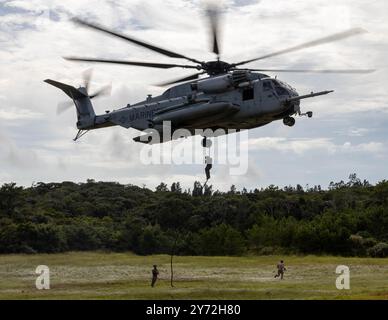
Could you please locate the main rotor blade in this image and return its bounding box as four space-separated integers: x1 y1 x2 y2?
206 4 221 57
64 57 201 70
72 18 203 65
233 28 367 67
155 72 205 87
89 84 112 99
238 68 375 74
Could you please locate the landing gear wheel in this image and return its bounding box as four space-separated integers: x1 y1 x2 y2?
202 137 212 148
283 117 296 127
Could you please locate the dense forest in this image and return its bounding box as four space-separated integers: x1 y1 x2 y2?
0 174 388 257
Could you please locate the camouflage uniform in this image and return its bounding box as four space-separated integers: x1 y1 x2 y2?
274 261 286 280
151 265 159 287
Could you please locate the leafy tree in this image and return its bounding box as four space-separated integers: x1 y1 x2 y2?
194 224 245 256
192 181 203 197
156 183 169 192
170 182 182 193
0 183 23 216
0 176 387 257
367 242 388 258
137 224 170 255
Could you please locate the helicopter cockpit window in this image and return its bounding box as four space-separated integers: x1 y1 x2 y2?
263 81 272 91
272 80 289 96
274 86 289 96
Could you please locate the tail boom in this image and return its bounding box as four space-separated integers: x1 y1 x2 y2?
45 79 96 130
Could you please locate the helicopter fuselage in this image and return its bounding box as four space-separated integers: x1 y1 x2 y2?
55 11 368 145
87 71 305 143
45 70 330 144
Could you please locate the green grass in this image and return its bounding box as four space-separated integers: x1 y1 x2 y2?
0 252 387 300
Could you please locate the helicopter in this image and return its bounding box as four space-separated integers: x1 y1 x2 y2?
45 5 373 149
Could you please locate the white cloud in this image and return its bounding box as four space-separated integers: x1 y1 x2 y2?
0 107 43 120
248 137 385 156
341 141 384 153
347 128 370 137
0 0 387 190
248 137 335 155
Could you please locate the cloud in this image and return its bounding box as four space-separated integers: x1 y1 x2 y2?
341 141 384 153
231 0 261 7
248 137 335 155
0 106 43 120
346 128 370 137
248 137 385 156
0 131 41 169
0 0 387 190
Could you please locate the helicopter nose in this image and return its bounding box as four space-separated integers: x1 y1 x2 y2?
289 88 298 97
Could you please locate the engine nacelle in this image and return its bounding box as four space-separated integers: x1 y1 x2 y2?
191 70 251 94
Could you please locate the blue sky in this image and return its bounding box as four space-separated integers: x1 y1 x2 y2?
0 0 387 191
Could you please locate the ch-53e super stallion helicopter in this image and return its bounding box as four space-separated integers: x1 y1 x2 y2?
45 5 373 179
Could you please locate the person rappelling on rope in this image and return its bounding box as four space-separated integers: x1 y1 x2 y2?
202 136 213 184
205 155 213 184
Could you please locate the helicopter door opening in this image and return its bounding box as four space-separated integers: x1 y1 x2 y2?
242 87 254 101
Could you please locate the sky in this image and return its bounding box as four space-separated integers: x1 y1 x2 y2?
0 0 387 191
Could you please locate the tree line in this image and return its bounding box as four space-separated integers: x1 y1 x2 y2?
0 174 387 257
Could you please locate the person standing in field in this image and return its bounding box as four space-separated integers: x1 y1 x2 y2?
151 265 159 287
274 260 286 279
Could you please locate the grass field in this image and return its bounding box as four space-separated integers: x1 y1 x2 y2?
0 252 387 300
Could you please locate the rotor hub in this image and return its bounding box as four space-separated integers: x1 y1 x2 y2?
202 60 232 76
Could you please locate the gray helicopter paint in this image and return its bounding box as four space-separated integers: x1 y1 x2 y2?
44 12 368 146
116 80 287 130
46 70 332 143
103 74 280 131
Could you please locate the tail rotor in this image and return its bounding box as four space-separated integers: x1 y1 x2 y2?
54 69 112 115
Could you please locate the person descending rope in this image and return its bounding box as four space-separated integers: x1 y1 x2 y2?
204 156 213 185
151 265 159 287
